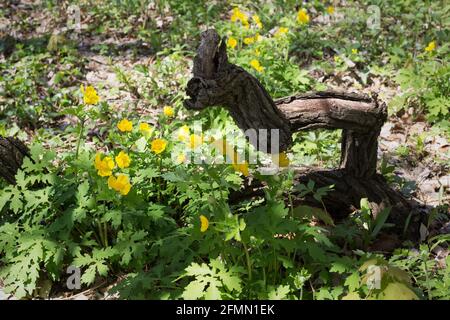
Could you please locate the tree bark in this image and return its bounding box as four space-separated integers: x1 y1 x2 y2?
184 29 417 232
0 137 29 184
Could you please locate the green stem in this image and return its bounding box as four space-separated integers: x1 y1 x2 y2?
75 118 85 160
242 241 252 281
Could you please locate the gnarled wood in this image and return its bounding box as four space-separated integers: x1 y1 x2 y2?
185 29 416 231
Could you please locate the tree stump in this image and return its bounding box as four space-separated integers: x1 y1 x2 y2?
0 137 29 185
184 29 417 232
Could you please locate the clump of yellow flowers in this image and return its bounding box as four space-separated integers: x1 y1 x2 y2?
425 41 436 52
80 85 100 105
250 59 264 72
297 8 310 24
231 7 249 29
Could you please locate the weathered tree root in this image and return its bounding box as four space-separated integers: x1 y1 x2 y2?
184 29 419 234
0 137 29 184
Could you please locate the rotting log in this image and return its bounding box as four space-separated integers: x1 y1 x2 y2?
184 29 418 233
0 137 29 184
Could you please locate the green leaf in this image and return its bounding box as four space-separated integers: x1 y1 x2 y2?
268 285 290 300
182 280 206 300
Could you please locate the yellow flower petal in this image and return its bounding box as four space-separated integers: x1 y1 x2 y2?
425 41 436 52
117 119 133 132
81 85 100 105
151 138 167 154
250 59 264 72
227 37 237 49
200 215 209 232
163 106 175 117
115 151 131 169
297 9 310 24
139 122 152 135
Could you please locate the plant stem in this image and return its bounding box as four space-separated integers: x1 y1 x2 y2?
242 241 252 281
75 118 85 160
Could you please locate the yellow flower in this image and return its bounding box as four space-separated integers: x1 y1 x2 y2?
189 134 203 149
163 106 175 117
115 151 131 169
94 153 115 177
80 85 100 105
250 59 264 72
297 9 310 24
200 215 209 232
231 7 248 25
274 27 289 37
352 48 358 54
244 36 255 45
151 138 167 154
252 14 262 29
117 119 133 132
425 41 436 52
227 37 237 49
108 174 131 196
327 6 335 15
272 152 290 167
139 122 153 135
232 162 250 177
177 125 190 142
176 153 187 164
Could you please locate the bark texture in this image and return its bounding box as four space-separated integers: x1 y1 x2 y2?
0 137 29 184
184 29 417 231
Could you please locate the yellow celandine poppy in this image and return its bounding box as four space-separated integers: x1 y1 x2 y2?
252 14 262 29
108 174 132 195
297 9 310 24
80 85 100 105
151 138 167 154
231 7 248 26
115 150 131 169
272 152 290 167
425 41 436 52
227 37 237 49
199 215 209 232
94 153 115 177
139 122 152 135
189 134 203 149
163 106 175 117
244 37 255 45
177 125 190 142
250 59 264 72
176 153 187 164
117 119 133 132
352 48 358 54
327 6 335 15
274 27 289 37
232 162 250 177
